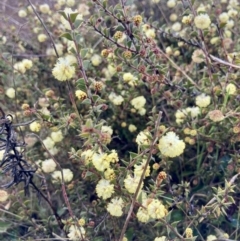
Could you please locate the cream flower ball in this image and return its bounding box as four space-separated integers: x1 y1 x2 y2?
219 12 229 24
39 4 50 14
195 93 211 107
43 137 55 149
91 54 102 66
107 197 124 217
124 175 143 193
154 237 167 241
18 9 27 18
226 83 237 95
22 59 33 70
68 225 85 240
194 14 211 29
131 96 146 110
158 132 185 157
41 159 57 173
38 34 47 42
51 130 63 143
96 179 114 199
192 49 205 63
52 57 75 81
172 22 182 32
136 131 151 146
29 121 41 132
167 0 176 8
0 190 9 202
5 88 15 99
52 168 73 183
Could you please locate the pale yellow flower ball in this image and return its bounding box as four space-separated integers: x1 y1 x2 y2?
226 83 236 95
210 37 220 45
194 14 211 29
91 54 102 66
197 4 206 13
170 13 178 22
174 50 180 56
92 153 110 171
167 0 176 8
229 0 239 8
51 130 63 143
224 29 232 38
75 90 87 100
101 126 113 136
138 107 146 116
182 15 192 24
5 88 15 99
124 175 143 193
52 169 73 183
30 121 41 132
123 73 136 82
81 149 94 165
41 159 57 173
134 160 150 177
154 237 167 241
136 207 150 223
192 49 205 63
43 137 55 149
18 9 27 18
158 131 185 158
109 92 124 105
27 5 36 13
14 62 26 74
228 8 238 18
207 235 217 241
0 190 9 202
186 106 200 118
195 93 211 107
165 46 173 55
136 131 151 145
147 199 167 219
39 4 50 14
128 124 137 132
131 96 146 110
219 12 229 23
226 19 234 29
113 95 124 105
96 179 114 199
145 28 156 39
172 22 182 32
38 34 47 43
52 57 75 81
22 59 33 70
107 197 124 216
78 218 85 226
68 225 85 240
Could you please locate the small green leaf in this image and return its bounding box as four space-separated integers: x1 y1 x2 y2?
60 32 73 41
81 98 91 105
0 221 11 233
76 78 87 92
70 12 79 23
83 60 90 70
58 11 67 20
80 48 89 58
